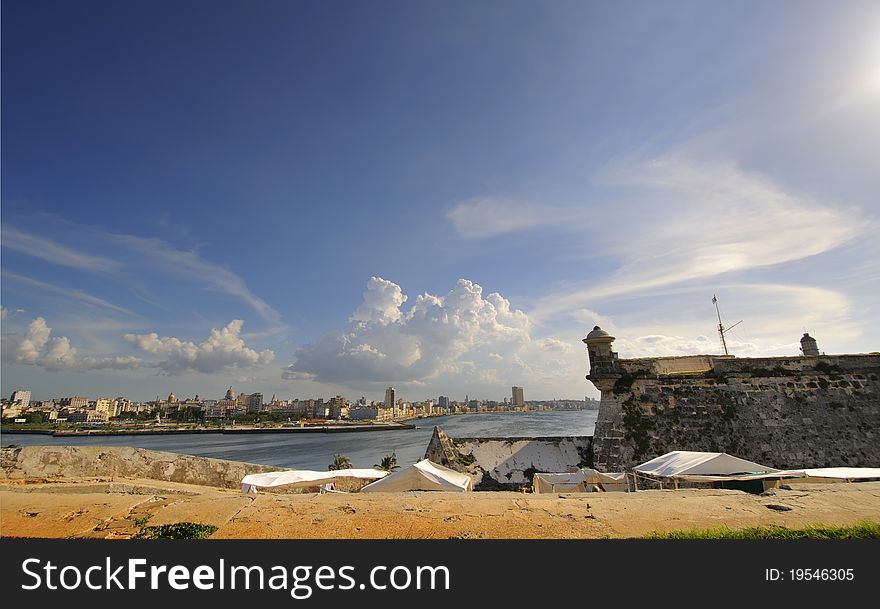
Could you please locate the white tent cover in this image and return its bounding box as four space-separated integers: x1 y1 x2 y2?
634 451 781 480
360 459 472 492
533 468 628 493
240 468 388 494
801 467 880 481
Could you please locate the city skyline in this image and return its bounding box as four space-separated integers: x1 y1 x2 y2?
3 381 592 407
3 1 879 402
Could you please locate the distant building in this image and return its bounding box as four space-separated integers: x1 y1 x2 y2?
438 395 449 409
246 393 263 413
385 387 396 416
511 386 524 408
328 395 347 419
10 390 31 410
94 398 115 417
60 396 89 410
349 406 378 421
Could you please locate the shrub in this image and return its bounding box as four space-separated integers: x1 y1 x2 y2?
134 522 218 540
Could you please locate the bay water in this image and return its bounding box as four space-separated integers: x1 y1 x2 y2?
2 410 597 471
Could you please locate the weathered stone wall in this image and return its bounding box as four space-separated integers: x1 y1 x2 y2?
591 354 880 471
424 427 593 490
0 445 278 489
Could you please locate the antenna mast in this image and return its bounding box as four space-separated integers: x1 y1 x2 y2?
713 294 742 356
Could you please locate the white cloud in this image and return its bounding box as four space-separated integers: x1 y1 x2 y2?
529 155 867 321
125 319 275 375
112 234 283 327
0 306 24 320
447 197 572 238
2 271 136 316
285 277 545 388
1 317 142 371
350 277 408 324
1 226 121 272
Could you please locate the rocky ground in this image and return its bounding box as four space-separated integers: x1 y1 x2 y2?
3 477 879 539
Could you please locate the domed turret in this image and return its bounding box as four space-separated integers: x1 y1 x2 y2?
167 392 178 403
225 387 235 400
800 333 820 356
583 326 619 376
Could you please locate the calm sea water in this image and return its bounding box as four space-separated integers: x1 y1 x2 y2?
1 411 597 471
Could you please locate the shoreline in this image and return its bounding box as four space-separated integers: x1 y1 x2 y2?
1 422 415 437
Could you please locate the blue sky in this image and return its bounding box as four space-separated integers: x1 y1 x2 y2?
2 0 879 402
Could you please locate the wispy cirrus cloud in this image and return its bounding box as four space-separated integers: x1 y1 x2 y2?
524 155 867 321
446 197 574 238
2 271 136 317
110 234 283 328
1 225 121 272
2 219 284 331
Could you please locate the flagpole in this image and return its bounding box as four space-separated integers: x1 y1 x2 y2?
713 294 729 356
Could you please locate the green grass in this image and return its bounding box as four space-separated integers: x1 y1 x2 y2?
133 522 218 540
644 520 880 540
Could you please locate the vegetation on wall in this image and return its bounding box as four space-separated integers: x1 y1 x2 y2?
621 398 654 460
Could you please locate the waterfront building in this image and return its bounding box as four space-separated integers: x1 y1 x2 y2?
385 387 396 416
10 390 31 409
349 406 378 421
328 395 347 419
511 386 524 408
60 396 89 410
246 392 263 413
94 398 115 417
114 397 132 413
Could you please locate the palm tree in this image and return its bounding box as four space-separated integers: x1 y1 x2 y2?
375 452 399 472
328 453 352 471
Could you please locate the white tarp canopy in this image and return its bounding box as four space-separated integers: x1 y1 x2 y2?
360 459 472 492
533 468 628 493
633 451 802 482
800 467 880 481
240 468 388 494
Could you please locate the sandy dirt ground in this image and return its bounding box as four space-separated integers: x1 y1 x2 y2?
2 478 878 539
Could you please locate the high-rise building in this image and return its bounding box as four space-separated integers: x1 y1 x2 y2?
94 398 115 417
385 387 395 412
329 395 347 419
10 390 31 409
512 386 524 408
438 395 449 409
246 393 263 412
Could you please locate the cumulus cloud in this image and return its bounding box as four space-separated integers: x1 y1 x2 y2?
0 306 25 320
350 277 408 324
1 317 142 371
125 319 275 375
284 277 560 390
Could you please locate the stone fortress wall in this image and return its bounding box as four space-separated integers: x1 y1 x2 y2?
584 326 880 472
0 445 277 489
